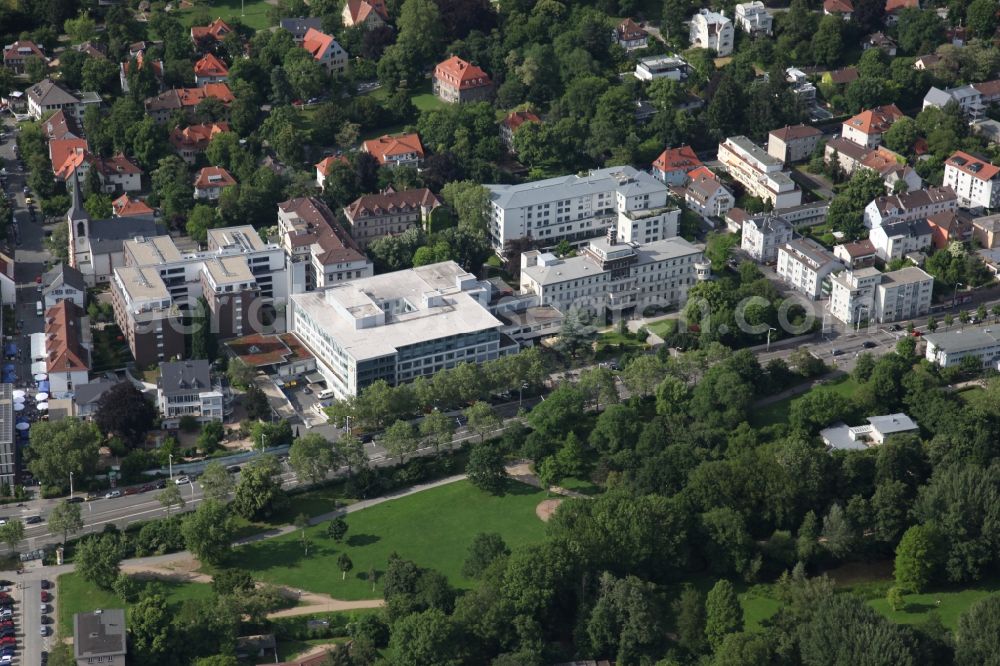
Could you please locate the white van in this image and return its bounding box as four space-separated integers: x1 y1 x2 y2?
317 389 336 400
35 301 43 316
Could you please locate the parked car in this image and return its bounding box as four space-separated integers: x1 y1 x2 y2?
174 476 189 485
38 625 48 636
24 516 41 525
154 480 166 490
140 484 154 493
40 579 50 589
912 330 922 337
40 591 50 602
123 487 139 496
40 603 49 613
104 490 122 499
40 615 51 624
65 497 84 504
862 341 876 348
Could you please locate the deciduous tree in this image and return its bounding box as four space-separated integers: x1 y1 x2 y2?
94 382 157 449
182 500 235 565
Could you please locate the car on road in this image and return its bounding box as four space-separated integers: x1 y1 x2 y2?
23 197 31 205
140 484 154 493
0 519 7 526
21 187 28 195
40 615 51 624
154 480 167 489
40 579 50 589
862 341 877 348
65 496 83 504
0 582 12 588
174 476 189 485
24 516 41 524
104 490 122 499
831 349 843 356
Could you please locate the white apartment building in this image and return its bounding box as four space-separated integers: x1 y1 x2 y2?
156 359 223 428
718 136 803 209
634 55 690 81
689 9 734 56
864 187 958 229
776 238 843 300
943 151 1000 210
277 197 374 294
519 232 710 320
828 266 933 325
924 328 1000 368
869 218 932 261
486 166 678 253
735 1 772 35
741 213 793 262
290 262 514 399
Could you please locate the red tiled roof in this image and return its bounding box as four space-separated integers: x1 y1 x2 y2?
145 83 234 112
844 104 904 135
827 67 859 85
3 40 44 62
169 122 231 152
44 301 90 373
616 18 648 41
92 153 142 177
113 194 154 217
193 53 228 78
225 332 314 368
434 55 491 90
194 166 237 189
191 18 232 42
344 0 388 24
54 149 89 180
838 239 876 257
770 124 822 141
122 51 163 78
885 0 917 13
302 28 336 62
278 197 367 265
824 0 853 12
686 165 716 181
49 138 89 174
946 150 1000 181
362 133 425 165
503 110 541 132
344 188 441 220
315 154 349 175
653 145 702 174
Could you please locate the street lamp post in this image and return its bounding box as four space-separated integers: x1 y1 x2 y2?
260 433 266 454
68 471 73 498
168 454 173 481
766 327 777 352
953 282 964 314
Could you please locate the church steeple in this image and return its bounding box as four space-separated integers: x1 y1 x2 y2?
66 169 89 224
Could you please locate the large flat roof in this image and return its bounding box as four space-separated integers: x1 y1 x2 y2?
925 328 1000 353
203 255 254 285
487 166 659 210
292 262 502 361
114 265 170 302
74 609 126 659
881 266 932 286
124 235 183 266
523 237 702 285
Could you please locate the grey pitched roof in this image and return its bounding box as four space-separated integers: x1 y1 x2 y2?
279 16 323 37
867 413 918 435
159 360 211 394
43 263 86 293
67 170 89 223
72 379 119 406
882 218 932 237
744 212 791 233
27 78 80 107
87 216 162 255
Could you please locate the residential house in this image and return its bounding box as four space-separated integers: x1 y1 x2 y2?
41 109 81 141
689 9 734 56
823 0 853 19
973 213 1000 248
786 68 817 105
884 0 919 24
869 218 933 261
42 263 87 310
44 300 91 398
718 136 803 208
315 154 349 189
193 53 228 86
144 83 234 123
735 1 773 35
828 266 933 324
26 79 100 121
112 194 154 218
833 239 877 268
614 19 649 50
824 138 923 192
768 124 822 164
72 379 119 419
342 0 388 29
278 197 373 293
433 55 492 104
519 233 710 320
157 360 223 427
225 332 317 381
741 212 793 262
343 188 442 249
863 186 958 228
362 133 425 168
925 210 972 249
776 238 843 299
193 166 236 200
841 104 905 149
279 17 324 41
924 328 1000 368
821 413 918 451
652 145 702 185
500 110 541 153
91 154 142 194
3 40 45 73
302 28 348 74
914 54 941 70
943 150 1000 209
190 18 233 45
48 137 89 179
922 79 1000 120
74 609 127 666
725 207 750 233
863 32 897 56
119 51 164 94
634 55 690 82
169 121 231 164
683 168 734 218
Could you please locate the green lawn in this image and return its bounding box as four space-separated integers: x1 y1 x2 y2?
645 318 677 340
595 331 647 358
412 92 447 112
958 386 988 409
866 581 1000 629
233 479 549 600
752 375 860 427
57 572 212 637
559 476 603 496
174 0 275 31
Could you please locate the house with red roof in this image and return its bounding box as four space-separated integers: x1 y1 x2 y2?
193 166 237 200
49 138 90 178
683 168 734 218
841 104 905 149
884 0 918 24
652 145 703 185
362 133 425 168
614 19 649 51
169 122 231 164
943 151 1000 209
925 210 973 249
302 28 348 74
315 154 349 189
44 300 92 398
120 51 164 93
144 83 234 123
342 0 388 29
190 18 233 45
194 53 229 86
53 146 90 181
433 56 493 104
823 0 853 19
500 110 541 152
113 194 155 218
3 40 45 74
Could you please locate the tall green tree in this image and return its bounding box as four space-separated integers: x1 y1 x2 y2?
289 432 336 485
466 444 507 495
48 501 83 544
705 579 744 648
894 524 942 592
182 500 235 565
26 418 101 488
232 454 288 520
76 533 125 590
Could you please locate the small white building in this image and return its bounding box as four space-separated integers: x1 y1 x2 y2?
869 218 932 261
776 238 843 300
734 1 773 36
821 413 919 451
943 151 1000 210
689 8 734 56
42 263 87 310
924 328 1000 368
157 360 223 428
684 171 734 218
841 105 905 149
741 212 793 263
634 55 690 82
